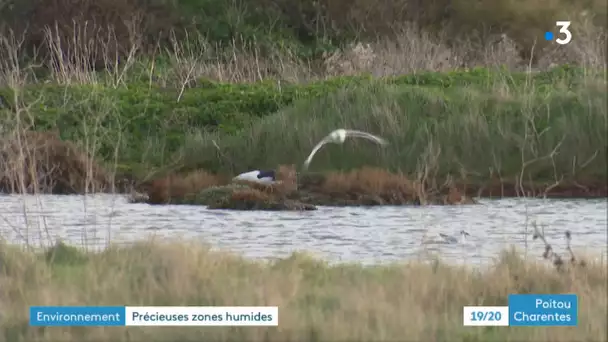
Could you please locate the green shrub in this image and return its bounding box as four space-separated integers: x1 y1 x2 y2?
176 68 607 183
387 65 590 90
0 75 375 166
2 66 602 176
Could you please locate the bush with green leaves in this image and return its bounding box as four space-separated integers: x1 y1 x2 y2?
0 76 371 167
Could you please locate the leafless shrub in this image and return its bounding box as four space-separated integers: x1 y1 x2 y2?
532 225 587 272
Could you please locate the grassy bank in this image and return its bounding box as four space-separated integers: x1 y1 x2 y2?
0 240 605 341
180 68 607 186
0 66 605 195
0 1 606 195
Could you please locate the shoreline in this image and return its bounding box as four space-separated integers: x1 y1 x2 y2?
455 180 608 199
2 174 606 200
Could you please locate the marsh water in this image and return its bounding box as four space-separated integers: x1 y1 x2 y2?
0 194 606 265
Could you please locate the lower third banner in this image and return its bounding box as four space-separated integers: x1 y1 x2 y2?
30 306 279 326
463 294 578 327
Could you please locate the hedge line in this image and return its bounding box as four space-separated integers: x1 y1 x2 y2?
0 66 592 167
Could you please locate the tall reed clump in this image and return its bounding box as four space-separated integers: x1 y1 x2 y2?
0 235 605 341
0 130 113 194
0 31 130 194
0 27 181 189
176 68 607 191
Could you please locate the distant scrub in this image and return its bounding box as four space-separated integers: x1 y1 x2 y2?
0 66 593 171
386 65 592 90
1 0 606 67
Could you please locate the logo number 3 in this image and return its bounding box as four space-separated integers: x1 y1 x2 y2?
556 21 572 45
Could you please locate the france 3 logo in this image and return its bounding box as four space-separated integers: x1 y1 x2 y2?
545 21 572 45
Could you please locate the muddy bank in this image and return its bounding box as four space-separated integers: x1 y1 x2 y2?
130 165 608 211
1 134 604 207
460 180 608 199
132 166 477 210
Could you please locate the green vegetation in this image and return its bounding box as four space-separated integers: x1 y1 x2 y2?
1 66 605 187
178 67 607 185
0 240 605 341
0 76 370 166
0 0 606 188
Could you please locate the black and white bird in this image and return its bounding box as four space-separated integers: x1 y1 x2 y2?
232 169 277 185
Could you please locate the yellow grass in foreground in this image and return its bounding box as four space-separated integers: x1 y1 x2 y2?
0 240 606 341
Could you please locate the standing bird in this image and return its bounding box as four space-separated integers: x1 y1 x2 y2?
422 230 471 245
438 230 471 244
302 129 388 171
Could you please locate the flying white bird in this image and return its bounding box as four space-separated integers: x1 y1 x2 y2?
232 170 277 184
230 128 387 185
302 129 388 171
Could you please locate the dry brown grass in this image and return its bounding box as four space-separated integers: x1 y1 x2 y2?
275 164 298 193
230 187 272 202
0 0 605 88
144 169 228 204
299 167 421 204
1 0 183 70
0 239 605 341
4 0 604 71
298 167 477 205
0 130 112 194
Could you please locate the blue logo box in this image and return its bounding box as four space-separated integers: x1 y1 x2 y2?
30 306 126 326
508 294 578 326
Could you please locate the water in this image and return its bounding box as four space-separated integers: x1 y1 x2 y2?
0 194 606 265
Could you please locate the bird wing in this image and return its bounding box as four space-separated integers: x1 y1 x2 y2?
303 136 331 171
344 130 388 145
438 233 449 239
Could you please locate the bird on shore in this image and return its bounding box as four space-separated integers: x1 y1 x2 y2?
232 169 277 184
302 129 388 171
439 230 471 244
424 230 471 245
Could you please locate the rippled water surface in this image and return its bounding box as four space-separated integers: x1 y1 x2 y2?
0 194 606 265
